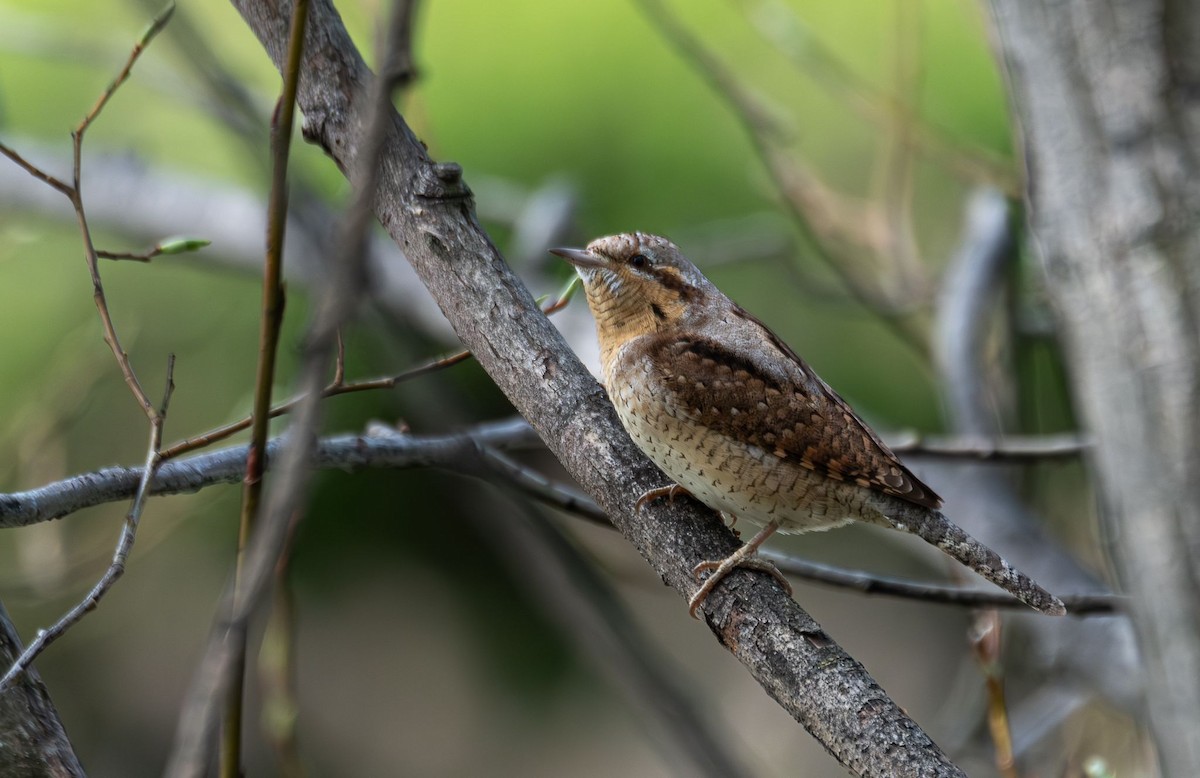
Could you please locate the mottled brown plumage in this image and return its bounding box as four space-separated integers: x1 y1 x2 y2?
553 232 1064 617
646 329 941 509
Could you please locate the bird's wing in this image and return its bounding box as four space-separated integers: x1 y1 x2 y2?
642 308 942 510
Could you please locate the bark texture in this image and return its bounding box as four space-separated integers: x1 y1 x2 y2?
230 0 967 774
0 600 85 777
987 2 1200 774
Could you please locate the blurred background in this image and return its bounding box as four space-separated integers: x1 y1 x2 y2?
0 0 1137 775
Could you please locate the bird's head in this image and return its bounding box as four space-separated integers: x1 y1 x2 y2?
551 233 713 362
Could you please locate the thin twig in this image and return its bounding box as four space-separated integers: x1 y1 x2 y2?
634 0 930 353
166 3 417 773
0 3 177 421
759 553 1121 615
0 3 176 690
731 0 1017 192
423 432 1123 616
159 279 577 463
95 237 211 262
969 611 1019 778
0 355 175 691
75 5 176 139
0 418 540 528
0 423 1087 529
224 1 309 773
160 350 474 460
0 142 73 196
885 431 1088 460
258 512 305 777
69 3 177 418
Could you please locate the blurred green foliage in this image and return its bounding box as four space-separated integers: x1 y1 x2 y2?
0 1 1080 774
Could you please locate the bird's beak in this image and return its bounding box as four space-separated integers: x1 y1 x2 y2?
549 246 607 269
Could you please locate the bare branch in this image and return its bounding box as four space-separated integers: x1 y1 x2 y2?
167 3 422 773
633 0 930 354
161 349 473 460
223 1 311 771
986 4 1200 771
968 611 1018 778
471 443 1122 616
885 431 1087 461
0 416 1122 620
0 141 73 196
0 355 175 691
731 0 1016 192
0 5 177 691
0 418 538 528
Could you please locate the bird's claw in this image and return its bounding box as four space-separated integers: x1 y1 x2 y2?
635 483 692 511
687 555 792 618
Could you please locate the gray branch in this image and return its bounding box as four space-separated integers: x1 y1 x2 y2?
932 189 1141 762
0 417 1123 618
0 418 537 529
222 1 967 774
0 599 85 777
986 3 1200 774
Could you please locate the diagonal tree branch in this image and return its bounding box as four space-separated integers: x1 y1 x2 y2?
224 1 971 774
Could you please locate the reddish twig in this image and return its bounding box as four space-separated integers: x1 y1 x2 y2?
224 1 310 774
160 349 473 460
0 2 176 689
95 237 211 262
158 281 579 462
68 3 178 416
167 2 422 772
0 144 72 196
969 611 1019 778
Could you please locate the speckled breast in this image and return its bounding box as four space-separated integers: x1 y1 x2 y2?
606 349 865 534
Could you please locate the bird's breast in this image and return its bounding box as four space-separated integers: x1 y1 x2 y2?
606 346 867 533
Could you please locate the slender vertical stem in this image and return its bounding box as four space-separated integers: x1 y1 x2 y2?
259 515 304 777
168 2 414 771
222 1 309 776
969 611 1017 778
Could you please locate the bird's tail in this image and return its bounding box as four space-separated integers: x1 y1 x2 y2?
887 505 1066 616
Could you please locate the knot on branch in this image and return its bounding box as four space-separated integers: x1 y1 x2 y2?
416 161 472 201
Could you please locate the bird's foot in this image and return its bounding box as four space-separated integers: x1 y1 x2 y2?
688 550 792 619
635 483 692 511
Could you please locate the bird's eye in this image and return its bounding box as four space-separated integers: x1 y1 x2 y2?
629 253 649 269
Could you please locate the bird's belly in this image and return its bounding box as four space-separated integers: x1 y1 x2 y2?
611 383 861 534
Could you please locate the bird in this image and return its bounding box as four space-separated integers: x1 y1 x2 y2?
551 232 1065 619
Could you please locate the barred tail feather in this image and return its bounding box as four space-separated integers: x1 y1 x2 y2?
889 506 1066 616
